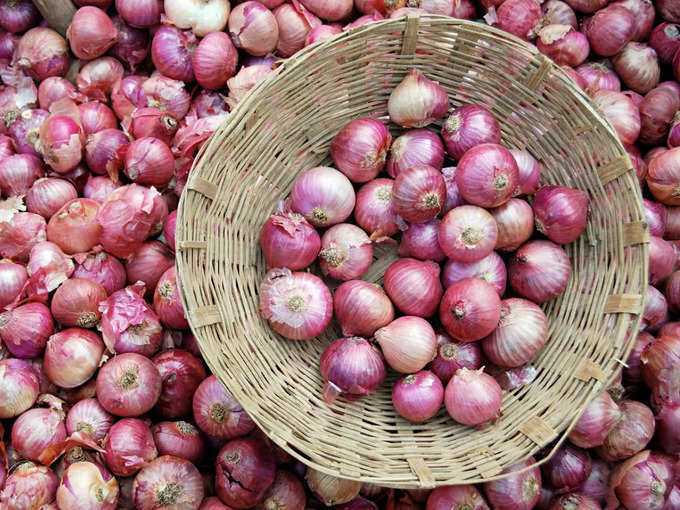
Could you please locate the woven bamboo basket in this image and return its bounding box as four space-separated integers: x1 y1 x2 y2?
176 15 648 488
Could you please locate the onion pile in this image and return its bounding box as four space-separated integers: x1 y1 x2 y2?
258 71 587 431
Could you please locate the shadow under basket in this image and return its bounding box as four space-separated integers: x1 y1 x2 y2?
176 15 648 488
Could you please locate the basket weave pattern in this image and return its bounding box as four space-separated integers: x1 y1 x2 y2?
176 16 648 488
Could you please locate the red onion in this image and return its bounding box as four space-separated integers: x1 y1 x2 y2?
151 25 197 83
643 285 669 331
444 367 502 427
442 251 506 295
625 144 647 182
0 134 13 160
84 129 128 180
259 211 320 271
0 153 42 196
584 5 635 57
648 147 680 205
216 438 275 508
164 210 176 252
665 484 680 510
125 241 175 294
0 258 26 308
99 282 162 356
111 75 148 121
592 90 641 146
388 69 449 128
439 205 498 263
611 42 660 94
26 178 77 219
482 297 547 367
0 462 58 509
624 331 654 384
392 370 443 422
165 0 231 36
115 0 161 28
384 258 442 317
659 0 680 22
548 494 599 510
96 184 168 258
354 178 399 241
596 400 654 461
669 114 680 149
568 390 621 448
56 461 119 510
44 328 104 389
226 63 275 109
273 3 321 58
427 485 488 510
331 118 391 183
651 23 680 65
509 240 571 303
541 0 578 27
11 404 66 463
483 458 542 510
46 198 101 254
0 31 18 66
442 167 467 214
541 444 592 494
65 398 113 442
9 109 47 157
0 0 39 32
649 236 675 285
255 470 306 510
537 24 589 67
14 28 69 82
391 164 446 223
96 352 162 416
318 223 372 281
490 198 534 251
38 113 84 174
153 349 206 418
193 374 255 438
533 185 588 244
576 61 621 93
320 336 386 403
192 90 229 118
83 175 121 203
643 198 667 237
300 0 352 20
343 13 384 29
193 32 238 90
640 86 680 146
577 458 609 505
290 166 355 227
493 0 542 40
439 277 501 342
51 277 106 328
0 210 46 262
613 0 654 41
0 358 39 418
441 105 500 161
306 24 342 44
0 302 53 358
27 240 73 285
102 418 157 476
76 58 124 103
333 280 394 337
428 331 482 384
375 316 437 373
608 451 674 510
201 497 232 510
509 149 542 196
398 219 446 262
108 15 148 71
229 1 279 56
123 137 174 187
449 0 476 18
67 6 118 60
456 143 519 208
152 421 205 464
259 268 332 340
72 252 125 296
38 77 82 111
386 129 444 179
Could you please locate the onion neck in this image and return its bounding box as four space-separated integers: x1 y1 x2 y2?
419 192 440 210
286 294 306 313
376 186 391 202
210 403 226 423
78 312 98 328
311 207 329 225
461 226 481 247
119 370 138 389
440 343 459 361
444 112 461 136
157 482 182 505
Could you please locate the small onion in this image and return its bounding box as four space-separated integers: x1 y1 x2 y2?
444 367 502 426
67 7 118 60
596 400 655 461
320 336 386 403
273 3 321 58
229 1 280 56
440 277 501 342
392 370 444 422
354 178 399 241
193 32 239 90
108 15 149 71
47 198 101 254
375 316 437 374
38 114 84 175
643 285 669 332
290 166 355 227
612 42 660 94
115 0 161 28
331 118 391 183
0 258 26 308
576 61 621 93
306 468 361 506
388 69 449 128
456 143 519 208
83 175 121 203
0 153 43 197
640 86 680 146
0 211 46 262
508 240 571 303
57 461 119 510
537 24 589 67
0 302 54 358
384 258 443 317
647 147 680 205
441 104 501 160
608 450 674 510
165 0 231 37
655 404 680 455
9 109 47 157
510 149 542 196
386 129 445 178
44 328 105 389
490 198 534 251
592 90 641 146
26 178 78 218
568 391 622 448
151 25 197 83
428 331 483 384
76 58 124 103
153 349 206 418
164 210 176 251
306 24 342 45
152 421 205 465
541 0 578 29
439 205 498 263
650 23 680 65
442 166 466 214
65 398 114 442
649 236 676 285
398 219 446 262
0 462 58 509
125 241 175 294
14 27 69 82
533 185 588 244
442 251 507 296
256 471 307 510
494 0 542 41
215 438 276 509
192 374 255 439
11 404 67 463
548 494 599 510
392 164 446 223
333 280 394 337
583 5 635 57
124 137 174 187
319 223 373 281
73 251 126 296
483 458 542 510
541 444 592 494
51 277 107 328
38 77 81 111
643 198 666 237
0 358 39 418
95 352 162 417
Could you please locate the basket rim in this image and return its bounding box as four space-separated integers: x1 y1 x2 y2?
175 14 648 488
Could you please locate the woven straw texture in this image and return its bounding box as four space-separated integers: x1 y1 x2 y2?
176 15 648 488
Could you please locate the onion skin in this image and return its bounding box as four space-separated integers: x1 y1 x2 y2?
333 280 394 337
483 458 542 510
596 400 655 461
440 277 501 342
384 258 443 318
